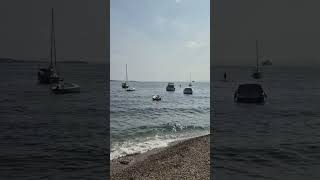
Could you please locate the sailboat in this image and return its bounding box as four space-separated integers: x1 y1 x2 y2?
121 64 135 91
252 40 263 79
188 72 192 87
122 64 129 88
38 8 61 84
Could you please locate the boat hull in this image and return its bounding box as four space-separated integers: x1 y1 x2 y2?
166 87 175 91
235 97 265 104
51 83 80 94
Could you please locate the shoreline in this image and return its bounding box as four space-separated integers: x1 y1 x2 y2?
111 134 210 180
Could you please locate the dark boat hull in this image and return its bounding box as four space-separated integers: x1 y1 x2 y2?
51 84 80 94
166 87 175 91
235 97 265 103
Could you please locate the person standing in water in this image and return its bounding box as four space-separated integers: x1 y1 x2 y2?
224 72 227 81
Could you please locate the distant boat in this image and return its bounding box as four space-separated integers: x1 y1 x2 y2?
166 82 175 91
38 8 61 84
122 64 129 88
262 58 272 66
126 87 135 91
188 72 192 87
183 87 193 94
152 95 161 101
51 82 80 94
252 40 263 79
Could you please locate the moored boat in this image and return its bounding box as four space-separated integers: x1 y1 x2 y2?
51 82 80 94
183 87 193 94
38 8 62 84
152 95 161 101
166 82 175 91
126 87 135 91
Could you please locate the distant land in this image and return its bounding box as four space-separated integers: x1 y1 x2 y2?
0 58 88 64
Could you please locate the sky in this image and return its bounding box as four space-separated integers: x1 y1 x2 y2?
110 0 210 82
0 0 106 62
214 0 320 66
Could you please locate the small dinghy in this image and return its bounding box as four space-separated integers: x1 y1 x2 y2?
126 87 135 91
152 95 161 101
51 82 80 94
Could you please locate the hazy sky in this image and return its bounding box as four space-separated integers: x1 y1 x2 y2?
0 0 106 62
214 0 320 66
111 0 210 82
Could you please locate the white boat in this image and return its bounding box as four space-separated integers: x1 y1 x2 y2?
183 87 193 94
51 82 80 94
152 95 161 101
252 40 263 79
126 87 135 91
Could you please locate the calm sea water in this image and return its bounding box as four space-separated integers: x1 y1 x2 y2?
110 81 210 159
0 62 107 179
213 66 320 180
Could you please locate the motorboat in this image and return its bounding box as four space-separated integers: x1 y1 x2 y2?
183 87 193 94
152 95 161 101
126 87 135 91
166 82 175 91
234 83 267 103
51 82 80 94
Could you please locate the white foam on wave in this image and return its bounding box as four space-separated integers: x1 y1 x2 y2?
110 131 209 160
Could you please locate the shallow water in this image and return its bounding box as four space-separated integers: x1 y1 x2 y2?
110 81 210 159
0 62 107 179
212 66 320 180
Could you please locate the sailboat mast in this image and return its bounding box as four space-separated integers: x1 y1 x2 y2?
52 8 57 70
256 40 259 71
50 8 54 67
126 64 128 82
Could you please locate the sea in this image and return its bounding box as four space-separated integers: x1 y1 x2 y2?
110 81 210 160
212 65 320 180
0 62 107 179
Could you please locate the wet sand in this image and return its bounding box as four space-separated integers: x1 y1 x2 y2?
111 135 210 180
